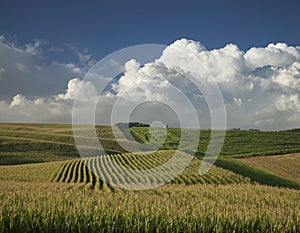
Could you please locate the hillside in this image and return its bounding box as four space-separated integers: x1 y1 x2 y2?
130 127 300 157
2 123 300 166
238 153 300 183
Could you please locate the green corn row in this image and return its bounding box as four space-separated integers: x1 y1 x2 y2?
53 151 251 189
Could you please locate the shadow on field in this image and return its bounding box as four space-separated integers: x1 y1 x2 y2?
214 157 300 190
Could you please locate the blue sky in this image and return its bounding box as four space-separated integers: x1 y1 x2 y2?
0 0 300 129
1 0 299 61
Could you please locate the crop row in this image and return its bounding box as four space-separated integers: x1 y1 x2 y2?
53 151 251 189
131 127 300 157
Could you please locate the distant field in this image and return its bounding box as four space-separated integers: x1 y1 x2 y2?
238 153 300 183
0 123 78 164
0 123 135 165
1 123 300 165
131 127 300 157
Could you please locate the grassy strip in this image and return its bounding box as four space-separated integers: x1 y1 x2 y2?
215 157 300 189
230 148 300 158
238 153 300 183
129 128 148 143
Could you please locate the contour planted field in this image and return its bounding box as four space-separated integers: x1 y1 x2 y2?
0 123 138 165
53 151 251 190
2 123 300 165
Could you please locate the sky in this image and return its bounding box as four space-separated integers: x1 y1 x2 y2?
0 0 300 130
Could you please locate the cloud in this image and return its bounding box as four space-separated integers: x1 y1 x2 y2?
0 38 299 130
25 39 46 55
0 77 116 124
10 94 29 106
244 43 300 71
71 46 96 67
0 67 5 80
111 39 300 129
56 78 98 100
253 94 300 129
0 35 82 100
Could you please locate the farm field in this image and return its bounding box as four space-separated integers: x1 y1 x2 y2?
131 127 300 157
0 123 134 165
0 181 299 232
238 153 300 184
52 152 251 191
0 123 299 232
0 161 63 182
2 123 300 165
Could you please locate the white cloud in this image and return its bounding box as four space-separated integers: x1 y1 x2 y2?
252 94 300 129
245 43 300 71
64 63 82 75
111 39 300 129
0 78 112 124
56 78 97 100
0 38 300 130
10 94 29 106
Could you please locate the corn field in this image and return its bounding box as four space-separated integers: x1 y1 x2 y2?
0 181 299 233
52 151 251 190
1 124 300 232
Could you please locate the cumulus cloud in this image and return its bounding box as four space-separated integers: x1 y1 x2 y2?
244 43 300 70
1 38 300 130
56 78 98 100
111 39 300 130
